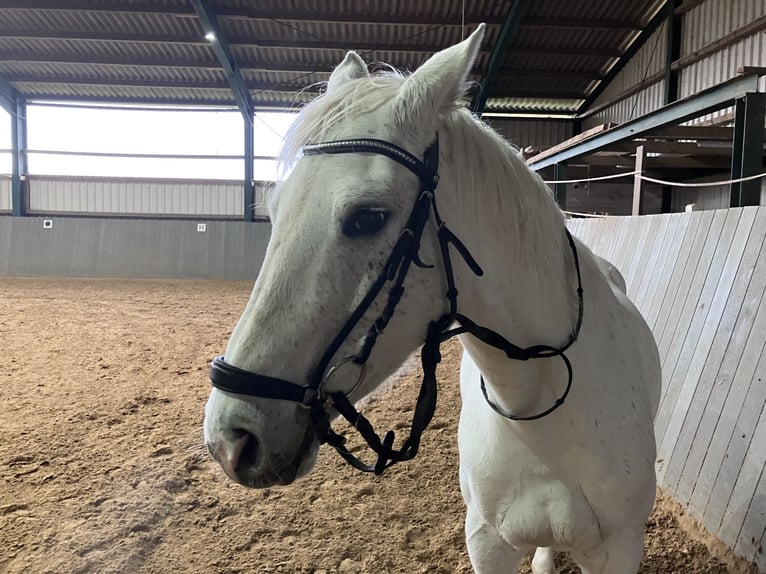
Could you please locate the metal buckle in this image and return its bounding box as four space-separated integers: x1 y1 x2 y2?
318 356 367 401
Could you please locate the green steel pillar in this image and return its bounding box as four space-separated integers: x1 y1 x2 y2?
11 94 27 217
554 162 567 210
730 93 766 207
244 117 254 222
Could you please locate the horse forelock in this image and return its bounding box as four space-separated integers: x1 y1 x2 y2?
278 73 406 176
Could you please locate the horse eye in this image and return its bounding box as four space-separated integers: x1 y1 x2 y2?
343 208 390 238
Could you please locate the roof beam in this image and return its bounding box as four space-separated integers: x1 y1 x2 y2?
496 69 602 81
0 51 331 74
0 52 601 81
509 45 623 58
190 0 253 123
0 2 505 26
23 93 305 110
489 89 587 101
530 71 761 170
5 74 319 93
0 73 18 114
522 18 642 30
0 29 492 56
471 0 530 116
579 2 669 113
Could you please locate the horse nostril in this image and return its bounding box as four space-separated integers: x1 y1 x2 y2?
231 428 259 473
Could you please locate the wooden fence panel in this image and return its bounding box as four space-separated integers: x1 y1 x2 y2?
567 208 766 569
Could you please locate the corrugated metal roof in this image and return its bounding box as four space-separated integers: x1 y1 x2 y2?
0 0 666 114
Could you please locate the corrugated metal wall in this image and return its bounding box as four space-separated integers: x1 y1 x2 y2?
569 208 766 572
0 176 10 212
583 0 766 128
672 179 766 212
583 22 668 129
681 0 766 123
490 119 573 150
672 183 731 212
25 176 271 218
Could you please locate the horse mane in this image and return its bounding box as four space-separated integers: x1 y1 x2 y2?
440 109 568 287
279 70 570 299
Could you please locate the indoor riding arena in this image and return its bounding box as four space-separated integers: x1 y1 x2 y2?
2 2 766 573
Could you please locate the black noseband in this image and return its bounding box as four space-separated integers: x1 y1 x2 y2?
209 135 584 475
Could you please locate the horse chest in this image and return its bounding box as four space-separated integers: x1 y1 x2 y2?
458 414 603 551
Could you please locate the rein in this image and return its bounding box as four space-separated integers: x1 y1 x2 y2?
209 135 584 474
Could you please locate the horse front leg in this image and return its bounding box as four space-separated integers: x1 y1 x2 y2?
530 547 556 573
571 527 644 574
465 505 523 573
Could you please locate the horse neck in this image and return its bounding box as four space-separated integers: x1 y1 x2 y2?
439 116 576 349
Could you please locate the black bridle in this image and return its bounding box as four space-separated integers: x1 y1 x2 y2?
209 135 584 475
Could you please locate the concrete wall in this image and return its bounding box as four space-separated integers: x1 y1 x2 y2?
569 208 766 571
0 216 271 280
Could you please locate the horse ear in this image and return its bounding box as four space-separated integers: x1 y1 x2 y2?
327 51 369 94
394 23 485 124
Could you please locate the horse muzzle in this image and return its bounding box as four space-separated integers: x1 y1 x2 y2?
204 390 321 488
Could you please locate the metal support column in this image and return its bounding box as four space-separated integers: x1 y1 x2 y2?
244 118 254 222
730 92 766 207
553 162 567 210
10 94 27 217
661 185 673 213
470 0 529 116
664 0 683 105
632 145 645 215
191 0 256 221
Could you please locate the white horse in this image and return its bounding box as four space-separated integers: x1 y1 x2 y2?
204 25 661 574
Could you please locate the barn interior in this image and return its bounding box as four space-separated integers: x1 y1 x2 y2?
2 1 766 573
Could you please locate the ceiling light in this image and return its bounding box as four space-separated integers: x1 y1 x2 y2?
204 31 216 42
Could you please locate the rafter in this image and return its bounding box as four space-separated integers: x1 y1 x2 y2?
522 18 642 30
509 45 622 58
490 89 588 100
190 0 253 123
472 0 530 115
0 29 491 56
0 2 504 26
6 74 321 93
496 69 602 81
0 52 602 82
0 73 17 114
579 3 669 113
21 92 306 110
0 51 331 74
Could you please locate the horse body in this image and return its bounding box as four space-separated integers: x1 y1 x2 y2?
203 25 661 573
456 236 660 572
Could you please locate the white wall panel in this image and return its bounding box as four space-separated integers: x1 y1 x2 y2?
26 176 270 218
0 176 10 212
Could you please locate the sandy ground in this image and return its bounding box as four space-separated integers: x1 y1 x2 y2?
0 278 756 573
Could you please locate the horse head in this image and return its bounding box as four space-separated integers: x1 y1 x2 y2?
204 26 486 487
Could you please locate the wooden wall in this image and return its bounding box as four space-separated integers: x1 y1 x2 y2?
568 208 766 571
